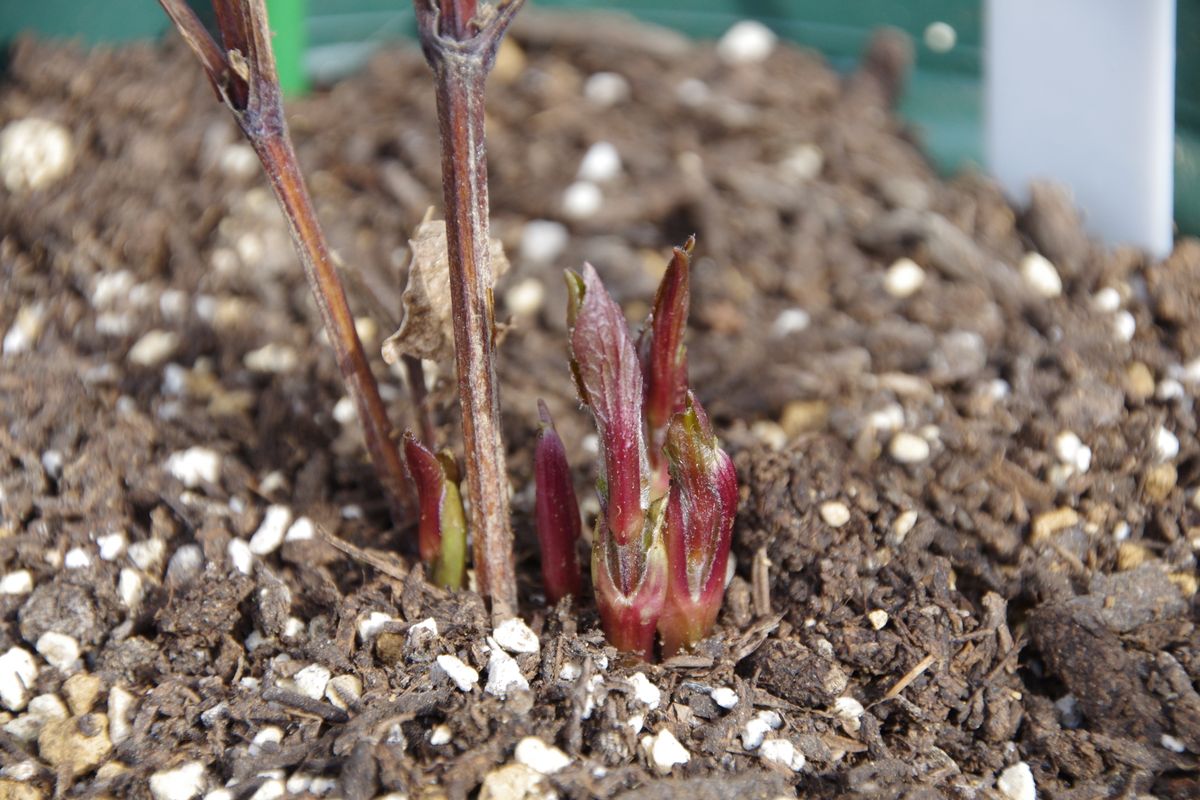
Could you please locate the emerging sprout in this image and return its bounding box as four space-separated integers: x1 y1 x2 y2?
534 400 583 604
403 433 467 590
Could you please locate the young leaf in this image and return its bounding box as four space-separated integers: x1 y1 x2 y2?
591 507 668 660
640 236 694 499
657 393 737 657
535 400 582 604
403 432 467 590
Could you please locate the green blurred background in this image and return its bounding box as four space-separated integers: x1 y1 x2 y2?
1 0 1197 234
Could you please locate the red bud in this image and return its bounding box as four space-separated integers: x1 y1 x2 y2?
535 400 582 603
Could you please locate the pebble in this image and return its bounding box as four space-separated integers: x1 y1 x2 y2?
493 618 540 654
645 729 690 771
1030 507 1079 544
892 510 918 541
1161 733 1186 753
36 632 80 672
710 687 739 709
332 396 356 425
249 780 284 800
833 696 865 733
0 571 32 595
558 662 581 682
324 674 362 710
41 449 63 479
741 710 783 750
284 517 314 543
519 220 569 264
1055 694 1081 729
504 278 546 317
357 612 394 643
577 141 622 183
1157 377 1184 401
227 539 253 575
1154 425 1179 462
717 20 777 65
249 505 292 555
771 308 810 337
63 548 90 570
1113 310 1136 342
166 447 221 488
1054 431 1091 474
583 72 631 107
759 738 806 771
562 181 603 219
108 686 135 744
676 78 710 106
515 736 572 774
478 764 548 800
129 538 167 573
429 724 452 746
780 144 823 182
436 654 479 692
283 617 305 640
889 431 931 464
628 673 662 709
293 664 331 701
884 258 925 298
4 693 66 741
3 303 46 354
244 343 298 373
97 532 127 561
37 712 112 777
485 644 529 697
996 762 1036 800
1092 286 1121 312
408 617 439 642
166 545 204 587
0 647 36 710
867 609 889 630
119 569 145 610
128 330 179 367
819 501 851 528
0 117 74 191
1020 252 1062 298
150 763 208 800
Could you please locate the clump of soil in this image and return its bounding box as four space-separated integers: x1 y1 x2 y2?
0 12 1197 800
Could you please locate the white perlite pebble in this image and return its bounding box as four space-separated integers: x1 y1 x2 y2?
166 447 221 488
332 396 357 425
893 510 919 541
562 181 603 219
227 539 253 575
167 544 204 585
128 330 179 367
0 571 33 595
119 568 145 610
249 505 292 555
109 686 136 745
645 729 690 771
519 220 569 265
485 643 529 697
628 672 662 709
0 118 74 191
1158 378 1184 401
819 501 850 528
1054 431 1092 474
436 654 479 692
717 20 777 65
759 738 806 772
1113 310 1136 342
1155 425 1180 462
889 432 931 464
583 72 631 107
997 762 1036 800
129 538 167 573
1161 733 1186 753
36 631 80 672
780 144 823 182
244 343 298 374
741 710 783 750
1020 252 1062 298
283 617 305 640
710 687 739 709
150 761 208 800
1092 286 1121 312
504 278 546 317
833 696 865 733
493 618 540 654
430 724 452 745
294 664 332 701
0 648 37 711
884 258 926 298
867 609 889 630
284 516 314 542
97 532 127 561
325 674 362 710
357 612 394 643
578 142 622 183
409 617 439 641
771 308 810 337
1055 694 1081 729
41 450 63 478
64 547 91 569
515 736 572 774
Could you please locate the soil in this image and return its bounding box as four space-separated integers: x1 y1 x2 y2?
1 11 1198 800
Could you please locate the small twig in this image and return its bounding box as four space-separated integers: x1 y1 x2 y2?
157 0 415 526
880 652 937 701
314 521 409 582
413 0 524 620
262 685 351 723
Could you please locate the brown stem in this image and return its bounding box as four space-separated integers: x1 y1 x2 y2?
402 354 438 447
157 0 416 524
413 0 523 620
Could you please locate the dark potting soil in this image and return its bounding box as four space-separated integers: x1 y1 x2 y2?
0 11 1197 799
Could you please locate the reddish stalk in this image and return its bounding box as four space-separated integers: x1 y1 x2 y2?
157 0 415 524
413 0 523 620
